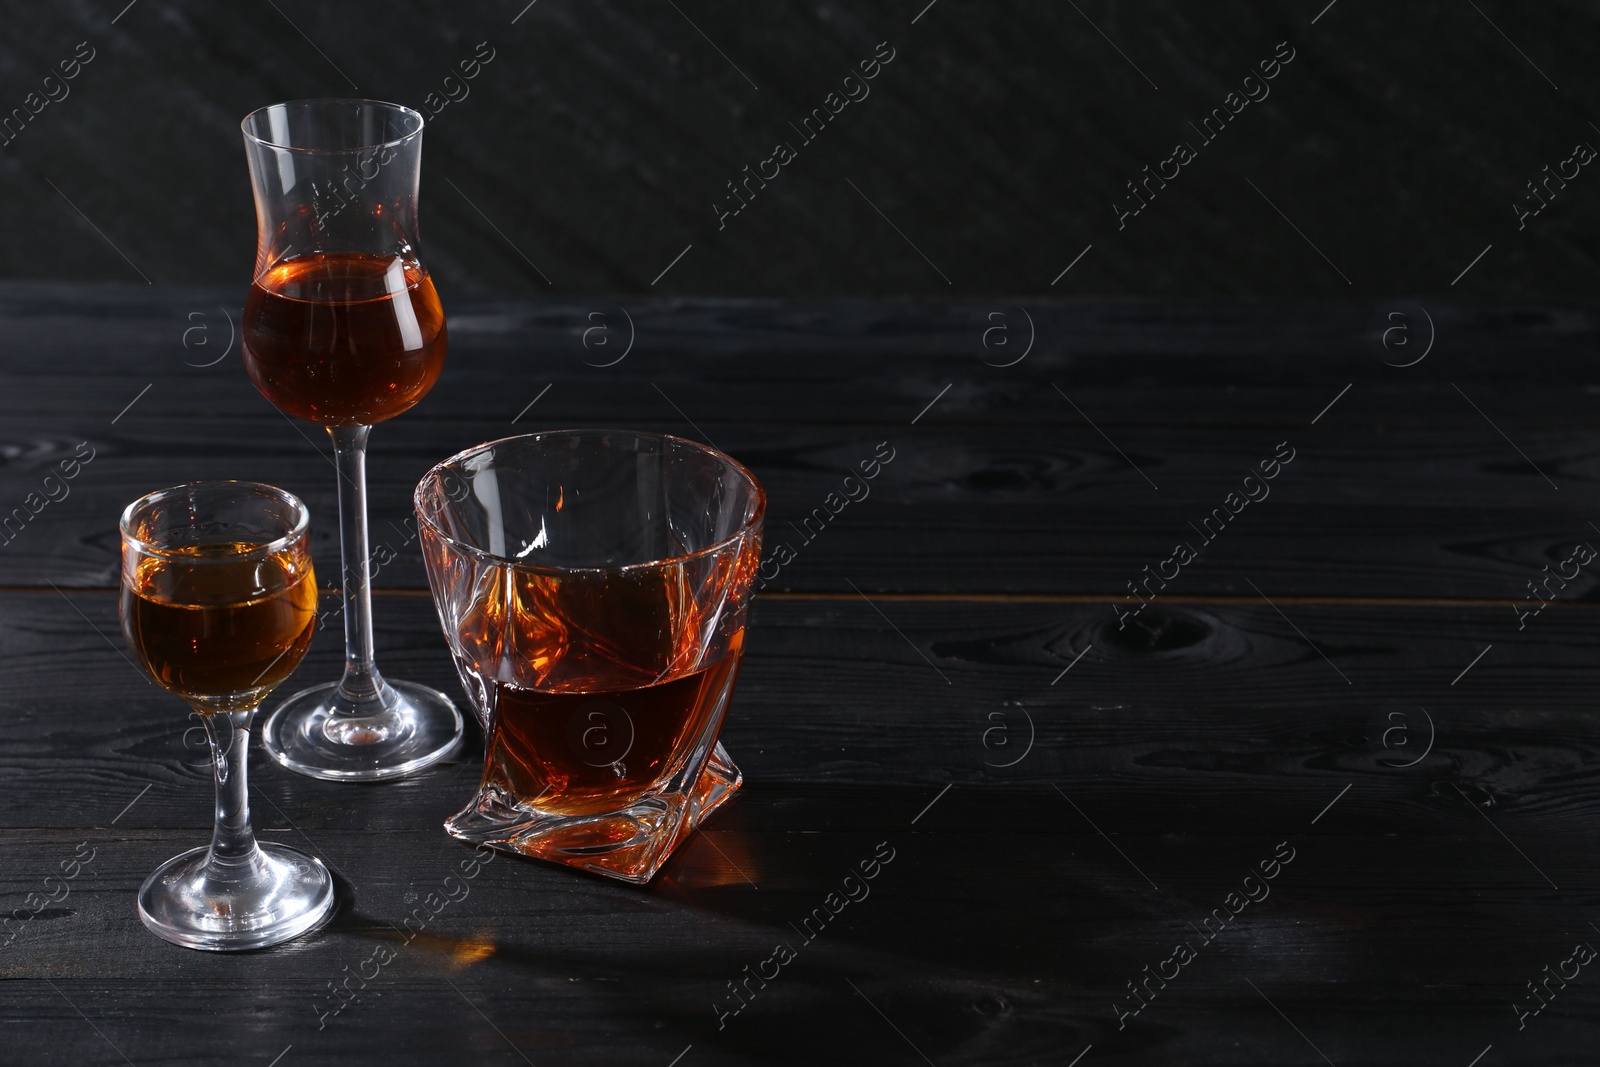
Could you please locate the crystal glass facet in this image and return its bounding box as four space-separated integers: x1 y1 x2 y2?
120 481 335 950
415 431 764 884
240 98 463 781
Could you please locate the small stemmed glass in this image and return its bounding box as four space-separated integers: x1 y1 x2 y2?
121 481 335 950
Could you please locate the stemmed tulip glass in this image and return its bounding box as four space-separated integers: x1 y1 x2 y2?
240 99 463 780
121 481 335 950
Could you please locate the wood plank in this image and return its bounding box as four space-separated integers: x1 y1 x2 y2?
0 829 1594 1065
0 399 1596 597
0 592 1595 841
2 290 1596 594
4 289 1598 595
0 289 1594 428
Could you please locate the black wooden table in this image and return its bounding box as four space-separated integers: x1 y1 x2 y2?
1 287 1594 1066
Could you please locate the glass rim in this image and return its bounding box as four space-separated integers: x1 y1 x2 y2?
413 429 766 576
240 97 425 153
119 480 311 563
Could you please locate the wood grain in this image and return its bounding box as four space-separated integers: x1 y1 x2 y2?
0 288 1596 597
0 590 1595 833
0 293 1596 1064
1 592 1585 1065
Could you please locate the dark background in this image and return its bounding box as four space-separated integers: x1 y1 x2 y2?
0 0 1595 298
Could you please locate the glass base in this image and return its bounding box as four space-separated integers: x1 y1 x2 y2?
444 742 742 885
261 678 465 782
137 842 335 951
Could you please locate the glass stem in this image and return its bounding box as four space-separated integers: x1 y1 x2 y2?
329 423 388 707
201 709 264 879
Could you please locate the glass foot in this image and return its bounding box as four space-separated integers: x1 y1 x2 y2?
138 842 335 951
261 678 464 782
444 742 743 885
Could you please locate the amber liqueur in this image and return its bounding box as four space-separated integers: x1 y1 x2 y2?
122 543 315 703
242 251 446 426
459 567 745 817
482 653 741 817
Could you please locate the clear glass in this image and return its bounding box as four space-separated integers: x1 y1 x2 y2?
240 98 463 781
120 481 336 951
415 431 765 884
